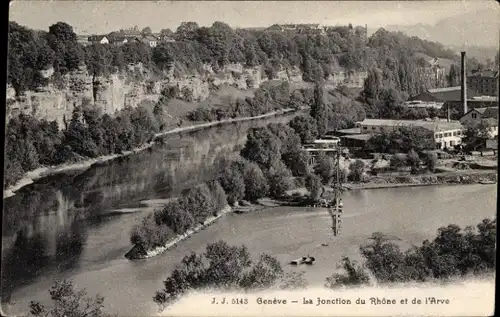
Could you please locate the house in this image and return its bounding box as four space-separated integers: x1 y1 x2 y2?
88 35 109 44
136 35 158 48
460 107 498 126
355 119 465 150
403 100 444 110
460 107 498 138
267 23 324 34
468 69 499 97
301 137 342 165
108 36 129 45
302 137 341 153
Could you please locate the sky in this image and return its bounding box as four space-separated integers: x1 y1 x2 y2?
8 0 498 35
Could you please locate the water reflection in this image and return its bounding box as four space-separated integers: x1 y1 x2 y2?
1 114 296 302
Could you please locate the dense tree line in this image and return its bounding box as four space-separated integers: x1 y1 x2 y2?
4 101 162 187
130 180 227 251
9 21 462 97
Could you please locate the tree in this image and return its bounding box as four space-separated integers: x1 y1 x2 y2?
284 150 311 177
175 22 199 41
47 22 83 74
180 183 216 223
156 200 194 234
154 240 283 310
160 28 174 38
314 153 335 184
310 81 330 137
238 254 284 290
424 151 438 172
325 256 370 288
348 159 365 182
390 154 407 170
305 173 322 201
240 127 282 169
406 149 421 174
29 279 109 317
288 115 318 143
266 160 292 198
217 160 246 205
463 121 491 151
359 232 409 283
242 162 269 202
447 64 459 87
141 27 152 36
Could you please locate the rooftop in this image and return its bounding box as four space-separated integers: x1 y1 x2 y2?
141 35 158 41
469 69 499 78
472 107 498 119
422 86 481 102
357 119 464 132
340 134 373 141
313 139 340 144
336 127 361 134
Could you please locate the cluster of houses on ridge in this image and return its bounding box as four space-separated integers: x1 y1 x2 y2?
78 33 175 48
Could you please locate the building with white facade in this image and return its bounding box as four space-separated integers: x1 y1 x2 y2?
88 35 109 45
355 119 465 150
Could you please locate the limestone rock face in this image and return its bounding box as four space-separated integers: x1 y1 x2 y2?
6 63 368 128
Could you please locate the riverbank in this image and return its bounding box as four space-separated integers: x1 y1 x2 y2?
285 170 497 198
344 170 498 190
3 109 296 199
125 205 233 260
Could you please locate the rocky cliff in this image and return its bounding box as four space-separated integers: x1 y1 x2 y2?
6 63 368 128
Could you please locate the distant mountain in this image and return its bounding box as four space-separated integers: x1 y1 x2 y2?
385 8 499 61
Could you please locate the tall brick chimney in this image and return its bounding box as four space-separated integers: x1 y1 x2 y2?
461 51 467 114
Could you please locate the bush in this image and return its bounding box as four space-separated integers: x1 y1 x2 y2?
155 200 195 235
305 173 322 201
154 240 283 310
424 152 438 172
29 279 109 317
348 159 365 182
207 180 228 215
390 154 407 170
407 149 421 174
331 218 497 287
325 257 370 289
130 213 173 250
266 160 293 198
242 162 269 202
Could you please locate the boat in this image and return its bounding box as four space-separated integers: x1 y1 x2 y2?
479 179 496 185
303 256 315 265
290 256 315 265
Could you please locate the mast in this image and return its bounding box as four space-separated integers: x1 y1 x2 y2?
328 143 343 236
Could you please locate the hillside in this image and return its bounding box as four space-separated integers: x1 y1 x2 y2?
386 8 499 54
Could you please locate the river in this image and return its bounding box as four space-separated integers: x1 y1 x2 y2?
1 114 497 316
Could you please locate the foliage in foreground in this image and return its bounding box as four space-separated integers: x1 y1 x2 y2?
152 240 284 309
327 218 497 288
29 279 109 317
